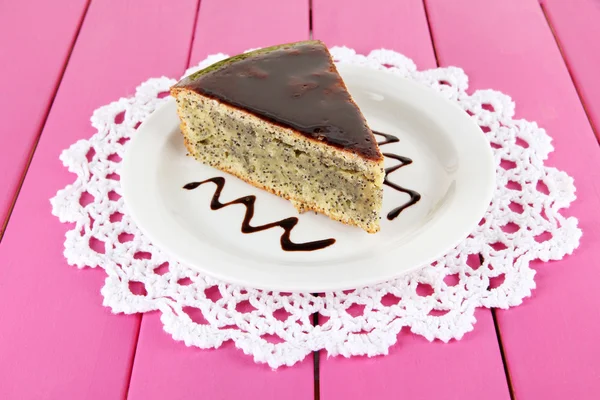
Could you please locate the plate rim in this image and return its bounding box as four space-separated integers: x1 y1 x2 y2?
121 64 496 292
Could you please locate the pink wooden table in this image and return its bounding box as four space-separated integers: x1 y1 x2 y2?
1 0 599 398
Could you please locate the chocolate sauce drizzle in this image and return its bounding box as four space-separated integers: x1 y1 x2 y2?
373 131 422 220
373 131 400 146
183 131 418 251
183 177 336 251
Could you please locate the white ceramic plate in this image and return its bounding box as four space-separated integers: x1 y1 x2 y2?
121 64 495 292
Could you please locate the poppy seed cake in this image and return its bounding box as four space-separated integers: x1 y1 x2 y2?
170 41 385 233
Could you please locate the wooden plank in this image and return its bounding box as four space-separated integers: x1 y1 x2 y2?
128 314 314 400
426 0 600 398
0 0 89 236
0 1 198 399
542 0 600 138
319 311 508 399
312 0 435 68
313 1 510 399
126 1 314 399
190 0 308 62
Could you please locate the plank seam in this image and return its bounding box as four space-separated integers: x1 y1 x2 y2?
309 0 313 40
540 2 599 142
492 310 516 400
185 0 203 68
0 0 93 242
312 294 320 400
124 315 143 400
421 0 440 65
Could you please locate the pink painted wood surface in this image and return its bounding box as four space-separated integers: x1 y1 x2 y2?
190 0 308 62
127 1 314 399
426 0 600 398
543 0 600 137
314 1 510 399
313 0 435 67
320 310 507 399
128 314 315 400
3 0 597 397
0 1 198 399
0 0 89 235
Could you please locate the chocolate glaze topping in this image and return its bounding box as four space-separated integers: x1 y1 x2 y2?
183 177 336 251
175 41 382 161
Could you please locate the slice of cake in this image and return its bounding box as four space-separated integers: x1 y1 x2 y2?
170 40 385 233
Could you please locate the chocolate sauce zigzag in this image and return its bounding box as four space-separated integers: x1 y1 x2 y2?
183 177 336 251
373 131 400 146
373 131 422 219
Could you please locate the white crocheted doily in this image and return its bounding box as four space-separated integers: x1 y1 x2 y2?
51 47 581 368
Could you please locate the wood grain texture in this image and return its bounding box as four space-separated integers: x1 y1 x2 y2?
0 1 198 398
542 0 600 138
126 1 314 399
0 0 89 236
314 1 510 399
426 0 600 398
